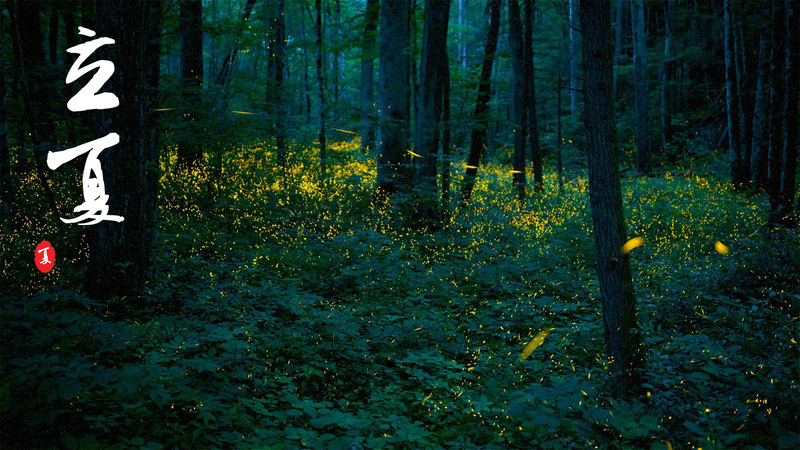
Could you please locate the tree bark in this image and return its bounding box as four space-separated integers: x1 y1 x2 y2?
777 0 798 225
360 0 380 153
0 14 9 226
580 0 642 398
613 0 624 99
301 4 312 124
660 0 674 155
508 0 527 205
413 0 450 185
631 0 651 175
315 0 328 182
270 0 287 168
525 0 542 192
569 0 579 120
179 0 203 168
376 0 411 194
460 0 501 205
86 0 161 298
751 31 770 188
767 0 786 221
215 0 257 86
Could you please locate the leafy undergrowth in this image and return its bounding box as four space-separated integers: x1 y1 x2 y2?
2 139 798 449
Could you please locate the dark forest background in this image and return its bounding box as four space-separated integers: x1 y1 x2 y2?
1 0 799 448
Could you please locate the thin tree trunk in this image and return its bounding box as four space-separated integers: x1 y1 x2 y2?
581 0 642 398
0 14 9 226
557 74 563 193
767 0 786 218
632 0 651 174
614 0 624 99
301 4 312 124
215 0 257 86
751 31 770 188
48 8 59 65
410 0 419 128
315 0 328 182
441 61 452 213
376 0 411 194
660 0 674 155
725 0 746 188
360 0 379 153
460 0 501 204
569 0 579 120
777 0 798 225
508 0 526 204
179 0 203 167
524 0 542 192
271 0 287 167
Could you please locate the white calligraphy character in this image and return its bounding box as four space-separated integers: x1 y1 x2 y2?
47 133 124 225
38 247 52 265
65 27 119 112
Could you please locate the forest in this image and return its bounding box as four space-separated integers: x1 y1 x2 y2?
0 0 798 448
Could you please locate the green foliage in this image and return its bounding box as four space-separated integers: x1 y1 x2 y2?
2 139 798 449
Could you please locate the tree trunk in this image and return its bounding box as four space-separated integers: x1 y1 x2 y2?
48 7 59 65
215 0 257 86
751 31 770 188
724 0 745 188
524 0 542 192
580 0 642 398
179 0 203 168
460 0 501 204
569 0 579 120
441 61 452 213
270 0 287 167
301 4 312 124
0 14 9 226
508 0 527 205
631 0 651 175
86 0 161 298
777 0 798 225
376 0 411 195
360 0 379 153
413 0 450 203
315 0 328 182
557 74 563 193
613 0 624 99
660 0 674 155
767 0 786 220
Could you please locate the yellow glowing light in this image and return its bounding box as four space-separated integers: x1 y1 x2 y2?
423 393 432 402
332 128 358 135
621 237 644 254
407 150 422 158
154 108 175 111
518 328 554 363
714 241 729 255
465 165 478 169
231 110 256 115
510 170 523 174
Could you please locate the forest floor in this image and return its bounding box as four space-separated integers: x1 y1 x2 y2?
2 139 799 449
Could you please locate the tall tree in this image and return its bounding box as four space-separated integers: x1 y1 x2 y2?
777 0 798 225
460 0 502 204
660 0 675 154
360 0 380 154
508 0 527 204
751 28 770 188
569 0 579 119
524 0 542 192
215 0 257 86
0 12 9 226
268 0 287 167
631 0 651 175
301 4 312 124
87 0 161 298
613 0 624 98
580 0 642 398
376 0 411 195
179 0 203 167
767 0 787 221
315 0 328 182
413 0 451 210
724 0 746 188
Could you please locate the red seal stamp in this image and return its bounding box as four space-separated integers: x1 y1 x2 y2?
35 241 55 273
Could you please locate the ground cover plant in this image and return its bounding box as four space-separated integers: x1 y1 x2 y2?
2 139 798 449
